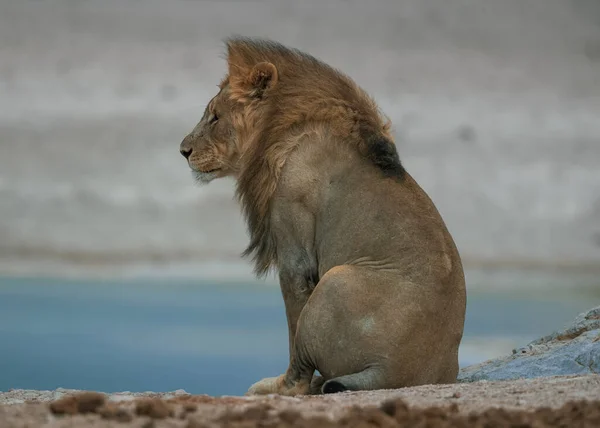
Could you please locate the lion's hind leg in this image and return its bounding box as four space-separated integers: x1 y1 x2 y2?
292 265 398 394
246 264 390 397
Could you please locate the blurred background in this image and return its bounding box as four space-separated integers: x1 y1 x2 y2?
1 0 599 396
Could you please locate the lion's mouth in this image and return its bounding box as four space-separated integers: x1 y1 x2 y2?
196 168 220 174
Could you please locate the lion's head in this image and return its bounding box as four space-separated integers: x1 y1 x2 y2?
179 83 240 184
180 50 280 185
180 37 394 187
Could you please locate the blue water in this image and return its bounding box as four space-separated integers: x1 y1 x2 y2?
0 276 595 396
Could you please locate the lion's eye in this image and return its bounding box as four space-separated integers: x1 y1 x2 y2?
209 113 219 124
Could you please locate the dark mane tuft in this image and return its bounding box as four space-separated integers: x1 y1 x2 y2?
364 134 406 180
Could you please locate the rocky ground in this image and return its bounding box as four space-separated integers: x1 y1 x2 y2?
1 375 599 427
459 306 600 382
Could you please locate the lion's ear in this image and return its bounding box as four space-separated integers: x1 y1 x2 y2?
249 62 278 92
226 37 278 100
247 62 278 98
229 61 278 100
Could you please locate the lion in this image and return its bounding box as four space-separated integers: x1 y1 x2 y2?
179 36 467 396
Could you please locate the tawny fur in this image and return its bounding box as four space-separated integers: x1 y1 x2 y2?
180 36 466 396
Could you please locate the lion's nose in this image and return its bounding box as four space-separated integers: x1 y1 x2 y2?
180 147 193 160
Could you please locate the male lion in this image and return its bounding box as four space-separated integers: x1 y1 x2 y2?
180 37 466 396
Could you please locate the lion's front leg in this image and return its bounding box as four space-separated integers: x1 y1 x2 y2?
245 305 316 397
245 271 315 396
279 271 314 361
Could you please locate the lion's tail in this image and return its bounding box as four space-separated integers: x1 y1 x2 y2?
321 368 383 394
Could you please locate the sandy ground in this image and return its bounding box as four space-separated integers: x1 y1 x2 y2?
1 375 599 427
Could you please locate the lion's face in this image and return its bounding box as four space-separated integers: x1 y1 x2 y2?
180 53 279 185
180 85 239 184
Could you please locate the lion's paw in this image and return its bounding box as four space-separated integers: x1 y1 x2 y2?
245 375 284 396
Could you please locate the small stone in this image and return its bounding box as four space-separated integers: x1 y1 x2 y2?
183 403 198 413
279 409 301 423
49 392 106 415
97 403 133 422
186 419 209 428
135 398 174 419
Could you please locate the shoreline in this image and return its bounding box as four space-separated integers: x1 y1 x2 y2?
1 263 599 296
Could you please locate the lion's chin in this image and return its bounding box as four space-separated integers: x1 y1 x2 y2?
192 169 219 185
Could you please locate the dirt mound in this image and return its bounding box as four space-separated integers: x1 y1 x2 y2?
375 399 600 428
45 391 600 427
48 391 106 415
